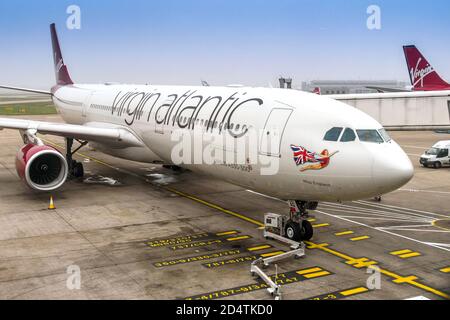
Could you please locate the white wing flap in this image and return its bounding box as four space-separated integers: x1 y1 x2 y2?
0 118 144 147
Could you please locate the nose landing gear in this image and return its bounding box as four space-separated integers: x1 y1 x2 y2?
285 200 316 241
264 200 316 242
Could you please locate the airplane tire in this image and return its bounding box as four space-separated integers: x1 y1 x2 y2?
285 220 314 241
300 220 314 241
73 162 84 178
285 221 301 241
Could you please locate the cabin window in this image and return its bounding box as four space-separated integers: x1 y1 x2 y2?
235 124 240 131
340 128 356 142
357 130 384 143
229 123 234 130
324 127 343 142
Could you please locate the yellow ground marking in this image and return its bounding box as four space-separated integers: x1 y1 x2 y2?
432 219 450 231
44 138 449 300
390 249 421 259
260 251 285 258
340 287 369 297
247 245 272 252
440 267 450 273
392 276 418 284
312 223 330 228
304 241 450 300
307 218 316 222
390 249 413 256
335 231 354 236
303 271 331 279
226 235 251 242
350 236 370 242
165 187 265 227
216 231 239 236
346 258 378 269
399 252 421 259
296 267 323 275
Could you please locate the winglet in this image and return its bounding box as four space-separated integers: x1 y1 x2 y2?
50 23 73 86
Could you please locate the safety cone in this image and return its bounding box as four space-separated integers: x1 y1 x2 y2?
48 196 56 210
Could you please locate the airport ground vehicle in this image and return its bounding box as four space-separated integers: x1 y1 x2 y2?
420 141 450 168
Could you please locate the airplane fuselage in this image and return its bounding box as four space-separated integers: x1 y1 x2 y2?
52 84 414 202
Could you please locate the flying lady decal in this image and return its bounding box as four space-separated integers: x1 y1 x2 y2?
290 145 338 172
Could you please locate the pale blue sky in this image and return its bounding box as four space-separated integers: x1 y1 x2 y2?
0 0 449 89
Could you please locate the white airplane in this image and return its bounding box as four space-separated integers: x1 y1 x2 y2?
0 24 413 241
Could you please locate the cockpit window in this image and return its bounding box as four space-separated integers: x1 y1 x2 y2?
378 129 392 142
324 127 343 142
340 128 356 142
357 130 384 143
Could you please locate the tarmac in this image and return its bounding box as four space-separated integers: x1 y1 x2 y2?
0 115 449 300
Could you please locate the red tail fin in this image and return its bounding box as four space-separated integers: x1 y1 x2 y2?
50 23 73 86
403 45 449 91
312 87 321 95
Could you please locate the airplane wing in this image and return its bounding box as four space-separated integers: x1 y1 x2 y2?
365 86 410 93
0 85 52 95
0 117 144 147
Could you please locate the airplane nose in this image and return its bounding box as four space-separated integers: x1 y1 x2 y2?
372 144 414 194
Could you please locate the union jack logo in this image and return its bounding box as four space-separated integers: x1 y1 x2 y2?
290 145 318 166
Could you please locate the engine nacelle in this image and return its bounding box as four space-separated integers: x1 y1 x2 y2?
16 144 68 191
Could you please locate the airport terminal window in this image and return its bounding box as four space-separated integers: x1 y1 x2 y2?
340 128 356 142
324 127 343 142
378 129 392 142
356 130 384 143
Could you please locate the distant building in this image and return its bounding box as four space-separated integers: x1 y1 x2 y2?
301 80 409 95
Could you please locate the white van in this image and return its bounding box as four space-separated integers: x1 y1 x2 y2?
420 141 450 169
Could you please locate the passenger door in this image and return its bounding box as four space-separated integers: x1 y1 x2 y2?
82 92 94 118
259 108 293 157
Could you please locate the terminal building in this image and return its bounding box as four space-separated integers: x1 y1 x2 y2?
301 80 409 95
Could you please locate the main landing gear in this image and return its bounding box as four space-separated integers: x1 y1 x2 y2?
65 138 87 178
284 200 316 242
